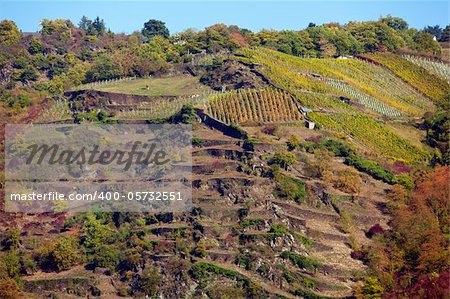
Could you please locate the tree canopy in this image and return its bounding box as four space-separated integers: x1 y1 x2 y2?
142 19 170 39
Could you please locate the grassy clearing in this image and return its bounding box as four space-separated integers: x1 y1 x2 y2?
78 75 210 97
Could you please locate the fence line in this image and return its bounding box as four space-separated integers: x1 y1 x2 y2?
73 76 138 90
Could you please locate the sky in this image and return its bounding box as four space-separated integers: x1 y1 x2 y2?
0 1 448 34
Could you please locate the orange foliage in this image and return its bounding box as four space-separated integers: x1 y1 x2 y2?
381 166 450 297
412 166 449 234
230 31 249 47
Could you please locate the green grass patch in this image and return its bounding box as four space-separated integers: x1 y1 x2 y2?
80 75 209 97
241 218 265 229
274 173 307 203
280 251 321 272
289 231 313 248
191 261 250 283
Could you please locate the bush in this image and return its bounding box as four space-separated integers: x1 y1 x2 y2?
19 66 39 83
287 134 301 150
97 111 107 121
268 224 287 238
230 122 248 139
92 245 120 271
290 231 313 248
393 173 414 190
85 54 121 82
280 251 321 272
241 218 264 229
3 227 20 250
0 278 21 299
345 154 395 183
191 137 204 147
235 253 255 270
320 139 354 157
191 262 250 283
362 276 384 299
243 138 256 151
140 266 162 297
274 173 306 203
50 236 80 271
269 152 297 170
20 253 36 275
305 148 333 179
175 103 197 124
1 252 20 279
333 169 362 194
191 240 207 258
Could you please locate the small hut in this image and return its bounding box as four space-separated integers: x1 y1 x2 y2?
305 119 316 130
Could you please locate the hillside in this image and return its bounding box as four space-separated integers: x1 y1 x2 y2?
4 51 446 298
0 15 449 299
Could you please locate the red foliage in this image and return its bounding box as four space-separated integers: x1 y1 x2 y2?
388 270 450 299
412 166 449 233
384 161 412 174
153 240 174 254
382 166 450 297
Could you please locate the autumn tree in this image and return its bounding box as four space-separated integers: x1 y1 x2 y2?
412 166 449 234
364 166 450 297
333 169 361 194
85 54 121 82
306 148 333 179
49 235 81 271
0 20 20 46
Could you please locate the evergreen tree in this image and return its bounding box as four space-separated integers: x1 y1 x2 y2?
142 19 170 39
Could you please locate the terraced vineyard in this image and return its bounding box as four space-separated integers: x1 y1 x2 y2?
206 88 302 124
232 48 438 164
308 112 430 163
34 100 73 123
403 54 450 82
324 79 402 117
362 52 449 103
238 48 434 116
114 94 209 120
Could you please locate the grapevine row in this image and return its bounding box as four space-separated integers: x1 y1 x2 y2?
115 93 209 120
403 55 450 83
206 88 302 124
308 112 430 163
362 52 449 103
325 80 402 117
